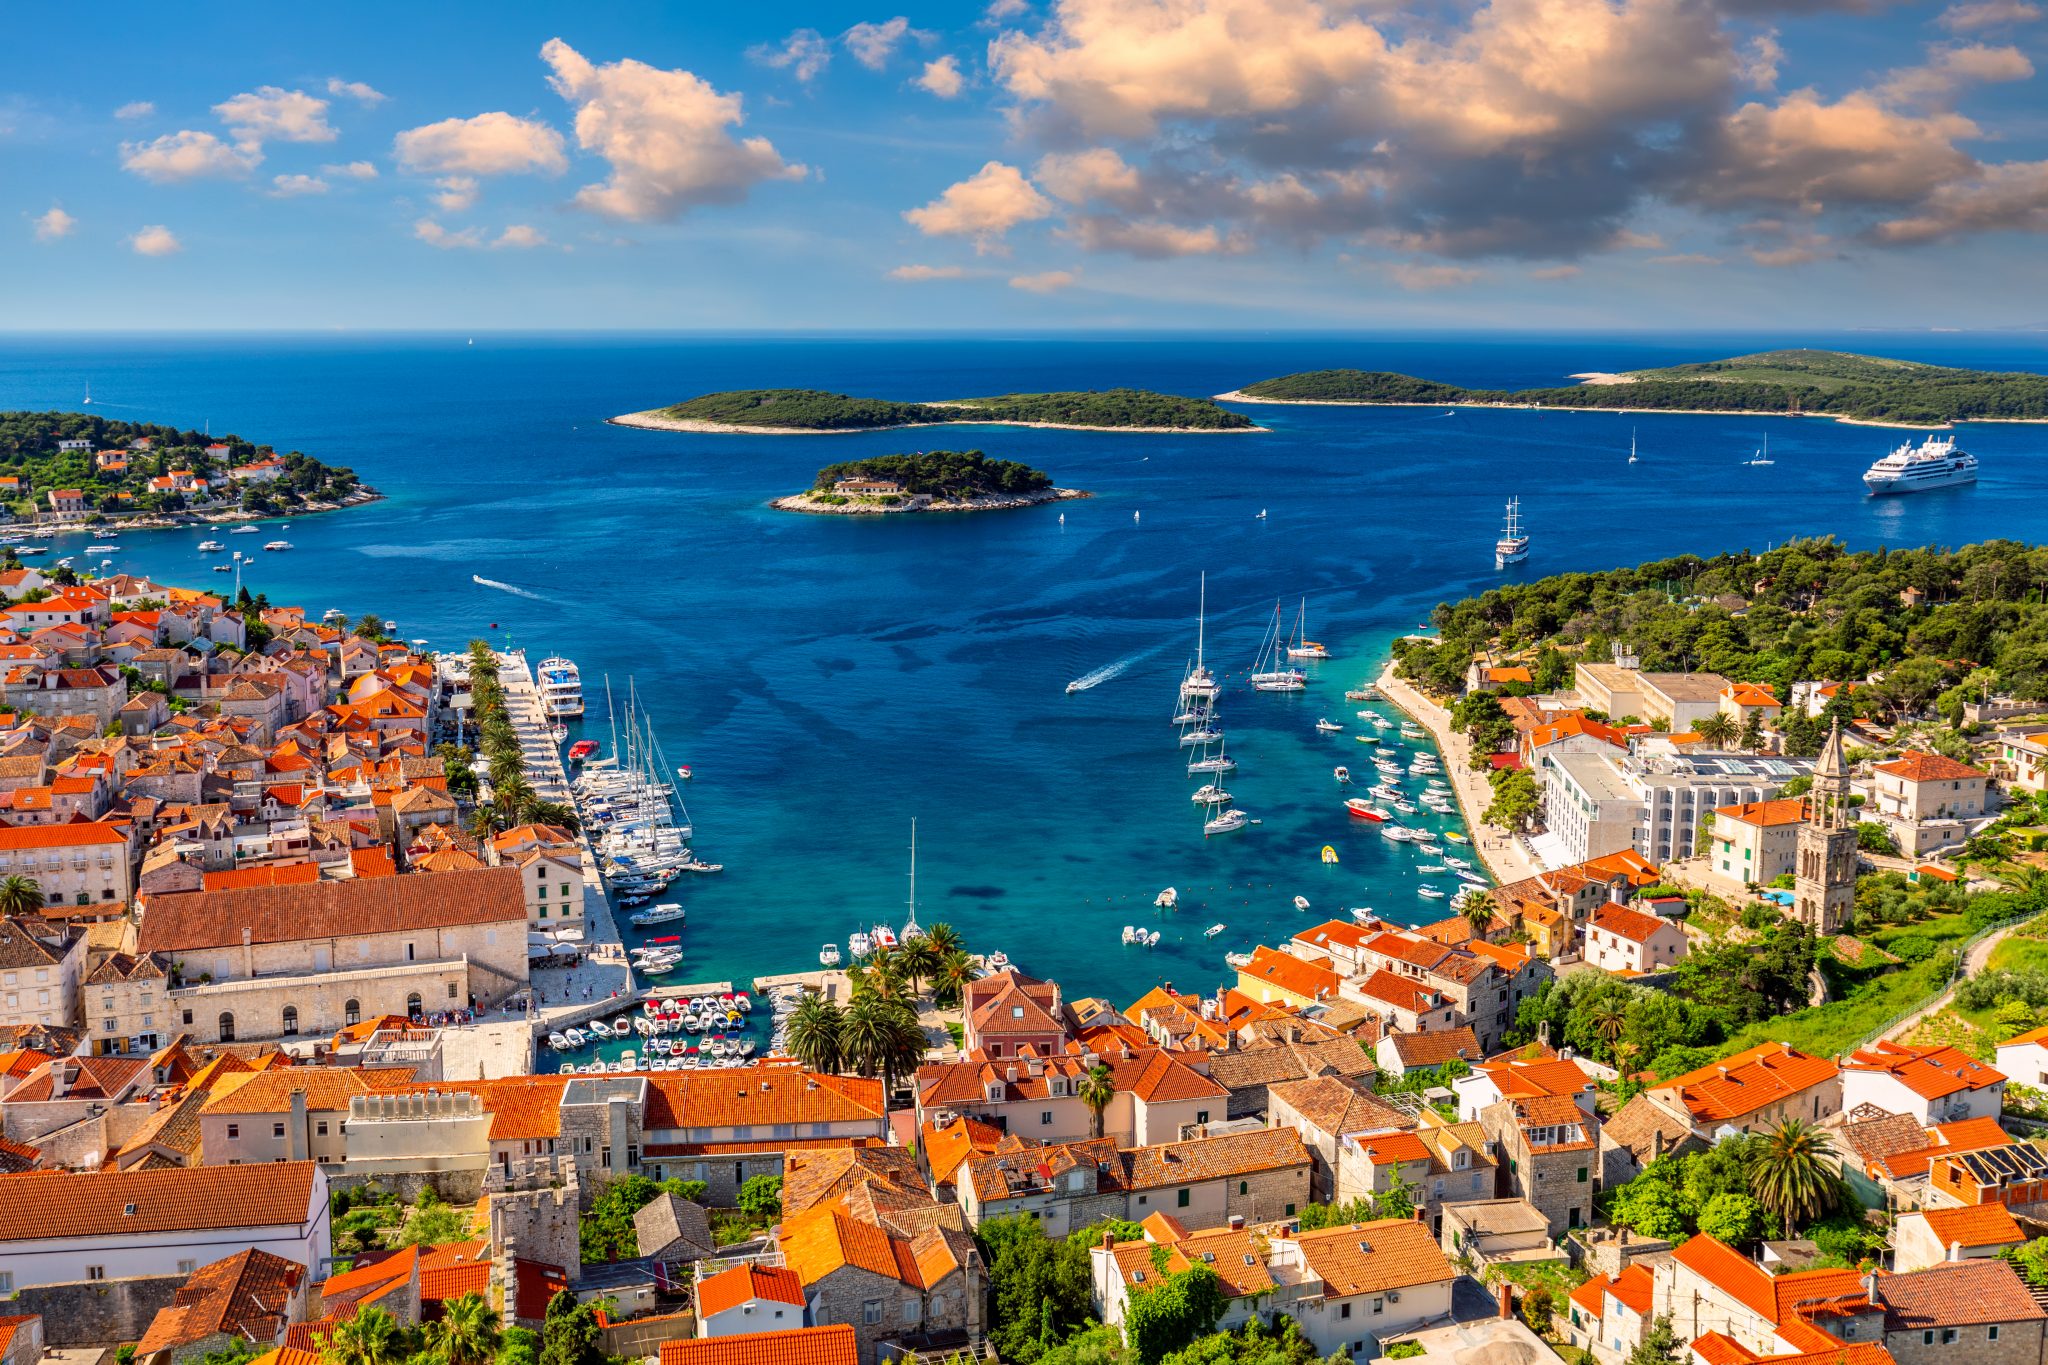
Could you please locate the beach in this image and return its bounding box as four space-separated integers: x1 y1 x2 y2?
1375 661 1540 889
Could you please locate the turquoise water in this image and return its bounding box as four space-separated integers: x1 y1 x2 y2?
4 332 2046 1004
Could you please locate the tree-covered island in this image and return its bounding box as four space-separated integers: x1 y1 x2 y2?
0 410 374 522
1225 348 2048 426
771 450 1086 515
613 386 1259 433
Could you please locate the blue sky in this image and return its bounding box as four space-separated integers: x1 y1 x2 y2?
6 0 2048 330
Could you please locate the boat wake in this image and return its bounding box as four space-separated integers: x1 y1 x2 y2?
1065 659 1132 693
472 574 567 605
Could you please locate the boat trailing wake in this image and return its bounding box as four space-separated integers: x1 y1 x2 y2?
1066 638 1173 694
472 574 567 605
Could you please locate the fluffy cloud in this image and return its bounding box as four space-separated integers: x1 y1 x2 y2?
1691 92 1981 207
1877 42 2033 105
121 130 261 182
844 17 923 69
1875 159 2048 242
327 78 387 105
1937 0 2042 29
541 39 806 222
986 0 1032 18
917 55 968 97
215 87 336 143
114 101 154 121
905 161 1055 251
1034 147 1143 205
269 173 329 196
1386 262 1483 290
890 263 971 279
750 29 833 82
495 224 550 248
129 224 181 256
395 112 567 176
1010 268 1080 291
323 160 379 179
413 218 484 249
434 176 480 212
33 206 75 241
1062 215 1247 255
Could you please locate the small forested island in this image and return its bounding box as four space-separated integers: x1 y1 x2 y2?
1225 348 2048 426
771 450 1086 515
0 411 373 522
613 386 1259 434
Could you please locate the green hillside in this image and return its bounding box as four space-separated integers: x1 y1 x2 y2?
655 386 1254 431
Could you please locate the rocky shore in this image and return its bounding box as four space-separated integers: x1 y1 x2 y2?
611 408 1261 436
770 487 1090 516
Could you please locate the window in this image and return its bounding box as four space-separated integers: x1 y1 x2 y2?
1372 1298 1384 1316
177 1259 197 1274
863 1300 883 1325
406 992 423 1015
218 1011 235 1041
1285 1204 1295 1216
1138 1195 1148 1207
227 1123 240 1139
273 1122 286 1139
317 1121 329 1137
1942 1330 1959 1345
1577 1167 1588 1183
281 1004 299 1036
1990 1327 2001 1342
1178 1189 1190 1208
183 1009 194 1026
1041 1110 1053 1126
0 1272 10 1294
344 999 360 1026
1196 1110 1209 1125
87 1266 106 1281
1239 1181 1248 1195
1924 1332 1936 1345
1341 1304 1352 1320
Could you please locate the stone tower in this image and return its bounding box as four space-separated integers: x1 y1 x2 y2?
1793 721 1858 935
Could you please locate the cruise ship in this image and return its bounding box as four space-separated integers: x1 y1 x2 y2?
537 657 585 719
1863 434 1978 495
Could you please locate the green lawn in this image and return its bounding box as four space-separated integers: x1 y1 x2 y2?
1990 934 2048 975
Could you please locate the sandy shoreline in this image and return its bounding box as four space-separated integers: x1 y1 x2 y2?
1374 661 1540 890
609 409 1265 436
770 487 1090 516
1210 390 2048 432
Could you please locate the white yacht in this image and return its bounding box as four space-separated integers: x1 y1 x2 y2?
1863 434 1978 494
1494 497 1529 569
1179 572 1219 703
538 657 586 719
819 942 842 968
198 540 224 552
1190 782 1233 806
231 525 259 534
1204 808 1249 835
1286 599 1330 660
264 540 293 551
85 544 119 554
1249 602 1307 692
628 903 686 928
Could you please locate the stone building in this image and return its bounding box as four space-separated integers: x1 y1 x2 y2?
1479 1094 1598 1236
83 952 172 1056
1793 723 1858 934
0 916 85 1031
779 1206 982 1365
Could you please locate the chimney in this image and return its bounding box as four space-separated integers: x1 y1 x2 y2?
1006 1065 1018 1083
1498 1281 1514 1320
1863 1273 1881 1305
288 1088 310 1160
1949 1240 1963 1262
1228 1215 1244 1231
1102 1231 1115 1250
1538 1021 1551 1048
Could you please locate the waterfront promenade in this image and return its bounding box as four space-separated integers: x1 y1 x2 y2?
1376 662 1539 888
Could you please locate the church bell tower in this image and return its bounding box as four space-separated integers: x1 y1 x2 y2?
1793 721 1858 934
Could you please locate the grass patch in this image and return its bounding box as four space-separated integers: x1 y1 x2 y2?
1989 934 2048 975
1486 1259 1587 1297
1904 1008 1995 1060
1730 954 1953 1058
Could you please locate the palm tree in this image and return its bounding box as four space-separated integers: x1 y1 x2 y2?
1694 712 1739 748
850 952 907 1005
323 1305 407 1365
1749 1119 1843 1232
843 997 928 1106
932 950 978 1010
923 922 964 958
0 876 43 917
786 994 845 1075
1461 895 1494 937
1078 1063 1116 1140
1587 998 1628 1053
425 1293 500 1365
526 800 580 833
899 936 941 1002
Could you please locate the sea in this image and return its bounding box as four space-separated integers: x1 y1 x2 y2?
3 331 2045 1008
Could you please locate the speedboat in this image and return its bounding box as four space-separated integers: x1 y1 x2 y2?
231 525 259 534
1334 766 1350 783
264 540 292 551
1122 925 1138 944
1204 809 1249 835
1419 885 1447 899
849 930 873 958
587 1020 615 1039
1345 687 1376 701
197 540 224 552
1316 719 1343 733
630 903 687 928
1226 951 1253 968
820 943 842 967
1204 923 1226 937
1293 895 1311 911
86 544 119 554
563 1028 588 1047
1155 887 1178 909
1345 799 1389 821
1445 856 1474 869
871 925 898 951
548 1032 571 1050
1445 831 1471 844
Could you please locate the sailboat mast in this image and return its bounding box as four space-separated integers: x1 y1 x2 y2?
1196 572 1206 670
906 818 918 933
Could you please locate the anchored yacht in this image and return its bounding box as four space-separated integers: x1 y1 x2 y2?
1863 434 1978 495
1494 497 1529 569
538 657 586 719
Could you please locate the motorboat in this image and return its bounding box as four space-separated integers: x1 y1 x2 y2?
849 930 873 958
569 739 601 762
213 564 232 571
231 524 260 533
1334 766 1350 783
1155 887 1178 909
1345 687 1376 701
1316 719 1343 733
1345 799 1389 821
85 544 119 554
872 925 898 951
1445 831 1471 843
1204 923 1226 937
1226 951 1253 968
538 657 586 720
1204 808 1249 835
586 1021 615 1040
264 540 293 551
630 903 686 928
198 540 224 552
820 943 842 968
1418 885 1447 899
563 1028 588 1047
1445 856 1474 870
1122 925 1139 944
1321 845 1339 864
548 1032 571 1050
1293 895 1311 911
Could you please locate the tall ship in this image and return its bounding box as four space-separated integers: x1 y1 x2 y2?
1863 434 1978 495
1494 497 1529 569
537 657 586 719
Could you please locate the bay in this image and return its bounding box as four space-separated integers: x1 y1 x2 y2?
2 331 2044 1004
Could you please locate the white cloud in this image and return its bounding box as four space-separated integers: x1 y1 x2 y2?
1063 216 1247 256
1878 42 2033 106
434 176 480 211
1740 32 1785 90
129 224 181 256
269 173 329 196
1937 0 2042 30
327 78 387 105
121 130 261 182
844 17 920 69
750 29 833 82
1386 263 1483 290
495 224 550 248
1650 252 1724 264
985 0 1031 19
1610 229 1666 249
917 55 968 98
1875 159 2048 242
413 217 485 249
905 161 1055 251
214 86 336 143
1529 263 1581 279
114 101 155 121
541 38 806 222
1034 147 1143 206
33 206 75 241
890 263 970 279
394 112 567 176
322 160 379 179
1010 267 1079 292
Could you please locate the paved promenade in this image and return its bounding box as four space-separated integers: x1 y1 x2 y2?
1376 662 1540 888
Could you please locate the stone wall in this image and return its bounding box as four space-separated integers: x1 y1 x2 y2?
1887 1319 2044 1365
327 1166 487 1207
488 1155 582 1276
13 1275 184 1347
599 1310 695 1359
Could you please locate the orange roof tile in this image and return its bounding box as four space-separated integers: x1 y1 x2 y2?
1714 798 1810 827
657 1325 858 1365
1843 1040 2005 1100
696 1263 805 1316
1238 946 1343 1002
1918 1203 2025 1250
1876 751 1986 783
1658 1042 1838 1123
1292 1217 1453 1296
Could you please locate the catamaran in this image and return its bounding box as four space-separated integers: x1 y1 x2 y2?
1494 497 1529 569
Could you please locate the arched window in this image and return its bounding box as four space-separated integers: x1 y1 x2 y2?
218 1012 236 1042
344 999 361 1027
406 992 423 1016
281 1005 299 1036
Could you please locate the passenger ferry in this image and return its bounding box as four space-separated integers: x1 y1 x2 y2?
537 657 585 719
1863 434 1978 495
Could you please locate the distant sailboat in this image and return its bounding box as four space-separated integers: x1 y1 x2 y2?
1133 510 1141 524
1746 434 1774 467
1628 427 1638 464
1058 512 1065 525
82 381 92 406
1255 509 1268 520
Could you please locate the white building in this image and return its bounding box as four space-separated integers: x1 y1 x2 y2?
0 823 135 912
0 1162 330 1292
0 917 85 1031
1582 903 1688 976
1870 751 1991 856
694 1263 811 1338
1543 752 1642 866
1996 1024 2048 1089
1840 1040 2005 1126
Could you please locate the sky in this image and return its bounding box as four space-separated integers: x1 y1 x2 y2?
5 0 2048 331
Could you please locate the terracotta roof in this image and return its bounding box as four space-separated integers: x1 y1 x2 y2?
922 1114 1004 1189
1876 751 1985 782
1915 1203 2024 1250
139 866 525 951
1589 902 1677 945
1723 683 1781 707
779 1206 955 1290
1881 1258 2046 1328
1292 1216 1454 1296
1385 1027 1479 1068
1267 1074 1410 1137
1843 1040 2005 1100
1476 1057 1594 1103
1688 1333 1760 1365
1672 1234 1778 1321
1122 1127 1310 1191
1206 1035 1375 1093
657 1325 858 1365
1239 946 1343 1002
199 1066 419 1115
417 1240 493 1301
642 1065 885 1132
1572 1262 1656 1321
136 1248 305 1355
1351 969 1446 1016
1658 1042 1838 1123
1106 1225 1276 1299
1714 798 1810 827
0 1163 319 1241
696 1263 805 1316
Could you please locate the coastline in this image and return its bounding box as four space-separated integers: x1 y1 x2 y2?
609 409 1265 436
21 488 382 536
771 487 1090 516
1210 390 2048 432
1374 660 1540 890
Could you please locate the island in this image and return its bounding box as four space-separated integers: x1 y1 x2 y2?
771 450 1088 515
1222 349 2048 427
612 386 1260 434
0 410 376 526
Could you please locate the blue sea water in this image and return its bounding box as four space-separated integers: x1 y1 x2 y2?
2 331 2045 1005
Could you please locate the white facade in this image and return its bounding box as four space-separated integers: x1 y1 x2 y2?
1840 1067 2004 1127
1542 753 1641 867
0 923 84 1030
